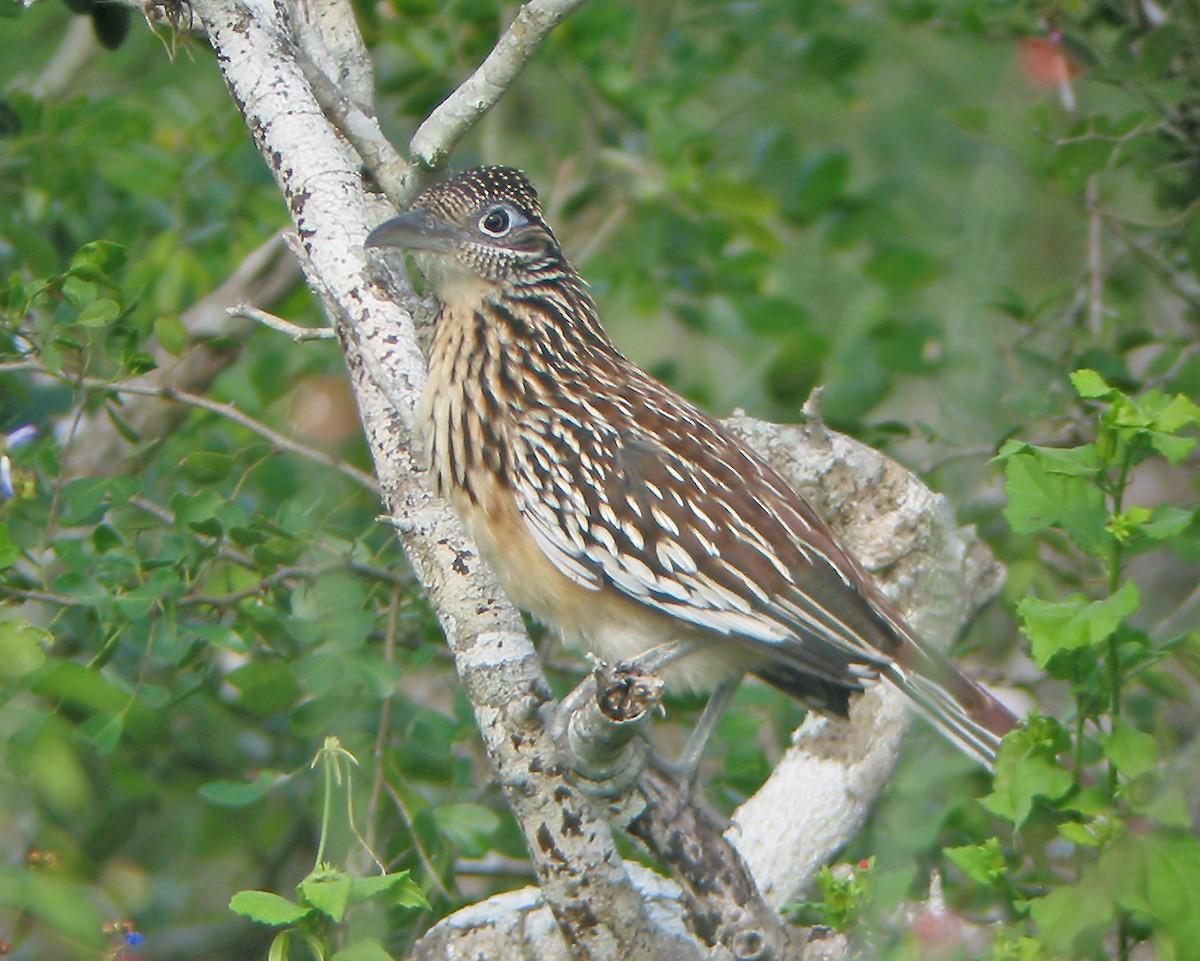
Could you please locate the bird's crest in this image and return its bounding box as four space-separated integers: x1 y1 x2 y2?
414 166 544 223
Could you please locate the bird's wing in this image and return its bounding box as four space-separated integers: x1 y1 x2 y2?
509 390 898 688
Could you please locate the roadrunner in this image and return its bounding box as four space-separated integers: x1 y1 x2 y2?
368 166 1017 768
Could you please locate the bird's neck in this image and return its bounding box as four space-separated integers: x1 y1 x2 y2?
422 277 626 505
430 276 625 405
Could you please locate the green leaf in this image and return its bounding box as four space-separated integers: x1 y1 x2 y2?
0 619 49 677
1070 368 1112 399
864 244 940 291
1028 871 1114 954
349 871 430 910
58 476 115 526
1022 443 1101 478
1132 505 1194 541
268 931 291 961
783 151 850 222
154 314 188 355
253 536 305 567
1003 453 1109 556
180 451 233 483
0 523 18 569
71 240 126 276
1106 832 1200 959
52 571 110 608
226 660 300 715
199 771 282 807
1059 821 1106 848
29 663 163 740
941 105 989 137
77 711 124 755
1052 137 1116 194
1101 720 1157 779
114 568 183 619
944 838 1007 886
299 870 352 922
188 623 250 653
331 939 397 961
77 298 122 327
1149 432 1196 465
92 523 123 554
1151 393 1200 433
981 742 1073 829
431 802 501 857
229 890 310 926
3 869 107 943
1018 582 1140 667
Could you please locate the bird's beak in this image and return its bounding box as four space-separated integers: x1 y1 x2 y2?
366 208 462 253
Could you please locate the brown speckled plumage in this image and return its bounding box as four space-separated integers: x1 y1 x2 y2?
367 166 1016 767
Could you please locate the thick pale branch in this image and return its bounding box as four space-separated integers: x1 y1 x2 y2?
724 407 1004 905
562 664 802 959
294 0 375 111
294 0 410 202
412 868 851 961
190 0 685 957
409 0 592 168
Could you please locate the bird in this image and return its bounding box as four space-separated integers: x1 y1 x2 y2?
366 165 1018 769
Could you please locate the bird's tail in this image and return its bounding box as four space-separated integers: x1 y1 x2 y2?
883 638 1018 769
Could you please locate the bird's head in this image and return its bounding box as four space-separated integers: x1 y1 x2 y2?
367 166 565 301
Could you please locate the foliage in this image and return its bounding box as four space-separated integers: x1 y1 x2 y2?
975 372 1200 961
228 739 429 961
787 857 877 933
795 370 1200 956
0 0 1197 959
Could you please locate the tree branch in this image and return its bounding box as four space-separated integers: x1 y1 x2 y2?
722 405 1004 905
292 0 415 210
189 0 689 957
78 376 379 493
408 0 592 168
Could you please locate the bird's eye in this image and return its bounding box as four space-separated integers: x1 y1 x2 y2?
479 206 513 237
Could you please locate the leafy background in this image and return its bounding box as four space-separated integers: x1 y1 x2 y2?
0 0 1198 959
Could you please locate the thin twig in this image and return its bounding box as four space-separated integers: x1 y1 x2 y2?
228 303 337 341
128 493 258 570
1086 175 1105 339
365 586 401 861
183 559 408 606
1152 580 1200 644
455 854 537 878
303 64 414 208
0 585 90 607
383 778 455 901
81 377 379 494
409 0 593 168
1105 214 1200 310
1144 341 1200 390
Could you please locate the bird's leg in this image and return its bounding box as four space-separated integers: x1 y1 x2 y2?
619 640 742 792
619 638 695 675
676 675 741 792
